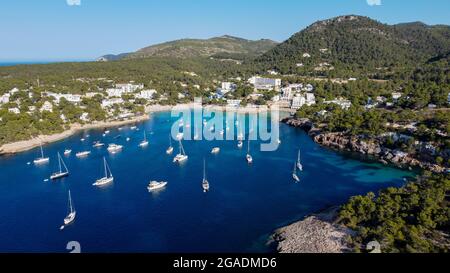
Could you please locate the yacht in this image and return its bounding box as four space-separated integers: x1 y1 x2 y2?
64 149 72 156
50 152 69 180
292 162 300 182
80 138 85 142
104 130 110 134
93 157 114 186
107 144 123 154
173 140 188 163
166 135 174 154
202 159 209 193
75 151 91 158
60 190 76 230
246 138 253 164
130 126 137 130
93 141 105 148
148 181 168 191
34 144 50 164
211 147 220 154
237 140 243 148
139 131 149 147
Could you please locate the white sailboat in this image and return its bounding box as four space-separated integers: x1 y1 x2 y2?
292 162 300 182
211 147 220 154
166 135 174 154
93 157 114 186
237 140 243 148
297 150 303 171
93 141 105 148
34 144 49 164
76 151 91 158
50 152 69 180
139 131 149 147
173 140 188 163
63 149 72 156
148 181 168 191
107 144 123 154
246 137 253 164
202 159 209 193
60 190 76 230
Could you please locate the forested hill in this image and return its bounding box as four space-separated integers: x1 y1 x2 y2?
254 15 450 73
99 35 278 61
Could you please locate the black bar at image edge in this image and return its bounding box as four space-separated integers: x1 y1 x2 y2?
0 253 446 272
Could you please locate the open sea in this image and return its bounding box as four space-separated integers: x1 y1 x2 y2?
0 111 414 253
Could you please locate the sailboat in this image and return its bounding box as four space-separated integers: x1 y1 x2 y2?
246 137 253 164
50 152 69 180
297 150 303 171
60 190 76 230
173 140 188 163
33 144 49 164
202 159 210 192
93 157 114 186
166 135 174 154
292 162 300 182
139 131 149 147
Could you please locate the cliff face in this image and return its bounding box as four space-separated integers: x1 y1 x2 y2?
283 118 446 173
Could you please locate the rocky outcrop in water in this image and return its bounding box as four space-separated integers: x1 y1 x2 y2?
271 207 353 253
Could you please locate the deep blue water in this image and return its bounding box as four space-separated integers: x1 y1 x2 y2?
0 111 414 253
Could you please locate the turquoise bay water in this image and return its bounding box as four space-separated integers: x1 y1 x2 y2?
0 111 414 252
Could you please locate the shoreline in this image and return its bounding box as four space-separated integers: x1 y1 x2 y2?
0 103 291 156
270 207 354 253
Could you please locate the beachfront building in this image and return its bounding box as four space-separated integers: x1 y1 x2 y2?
80 112 90 122
40 101 53 112
101 98 124 108
248 76 281 91
216 82 237 98
291 94 306 110
227 99 242 107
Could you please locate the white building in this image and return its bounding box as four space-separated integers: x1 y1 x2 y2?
8 107 20 114
221 82 237 92
101 98 124 108
392 92 403 100
46 92 82 104
291 94 306 110
107 83 144 97
84 92 102 98
40 101 53 112
136 89 157 100
324 98 352 110
248 76 281 91
0 93 10 104
227 99 242 107
302 53 311 58
80 112 89 122
305 93 316 106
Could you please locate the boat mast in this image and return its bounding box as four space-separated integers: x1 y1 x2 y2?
104 157 108 178
169 135 172 147
68 190 73 214
203 158 206 181
58 153 62 173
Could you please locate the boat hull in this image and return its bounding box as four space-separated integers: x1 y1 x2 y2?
64 212 76 225
33 158 49 164
93 177 114 186
148 182 168 191
50 172 69 180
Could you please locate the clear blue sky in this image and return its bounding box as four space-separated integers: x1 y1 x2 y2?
1 0 449 61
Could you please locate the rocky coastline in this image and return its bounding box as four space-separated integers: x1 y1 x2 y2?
271 207 354 253
283 117 446 173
